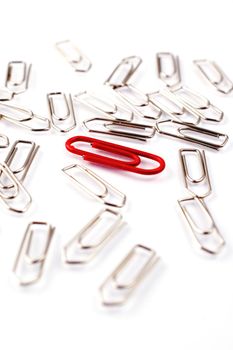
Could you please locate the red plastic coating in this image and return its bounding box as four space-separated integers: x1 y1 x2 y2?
65 136 166 175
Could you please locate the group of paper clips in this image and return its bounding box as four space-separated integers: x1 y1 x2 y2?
0 40 232 307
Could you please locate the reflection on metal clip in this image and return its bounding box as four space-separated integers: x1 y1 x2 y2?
148 91 200 125
0 140 39 190
0 133 9 148
156 52 181 89
0 88 14 101
179 149 211 198
194 59 233 95
5 61 31 95
62 164 126 208
55 40 92 72
74 91 134 121
65 135 166 175
99 244 159 306
156 119 228 150
178 196 225 255
0 163 32 213
115 84 162 120
47 92 76 133
105 56 142 89
13 222 55 286
63 209 124 264
173 86 224 122
83 117 157 141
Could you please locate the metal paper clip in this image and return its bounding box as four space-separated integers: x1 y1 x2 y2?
180 149 211 198
156 119 228 150
5 61 31 95
63 209 123 264
55 40 92 72
47 92 76 133
0 140 39 190
156 52 181 89
173 86 224 122
105 56 142 89
13 222 55 286
115 84 162 120
194 59 233 94
178 196 225 255
74 91 134 121
0 163 32 213
0 88 14 101
83 118 157 142
62 164 126 208
65 135 166 175
0 133 9 148
148 91 200 125
99 244 159 306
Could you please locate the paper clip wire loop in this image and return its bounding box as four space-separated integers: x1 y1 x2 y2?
178 196 225 255
65 135 166 175
62 164 126 208
13 222 55 286
63 209 124 264
5 61 31 95
99 244 159 306
180 149 212 198
156 52 181 89
194 59 233 95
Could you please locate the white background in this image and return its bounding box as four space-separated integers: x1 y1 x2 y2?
1 1 233 349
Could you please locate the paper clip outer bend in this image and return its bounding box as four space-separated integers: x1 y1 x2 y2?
65 136 166 175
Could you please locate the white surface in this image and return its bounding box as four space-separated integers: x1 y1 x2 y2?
1 1 233 349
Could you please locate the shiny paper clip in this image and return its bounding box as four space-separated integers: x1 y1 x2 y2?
173 86 224 122
0 133 9 148
74 91 134 121
115 84 162 120
5 61 31 95
194 59 233 94
99 244 159 306
0 140 39 190
47 92 76 133
63 209 124 264
156 119 228 150
0 163 32 213
83 118 157 141
55 40 92 72
105 56 142 89
62 164 126 208
156 52 181 89
178 196 225 255
149 91 200 125
13 222 55 286
65 135 166 175
179 149 211 198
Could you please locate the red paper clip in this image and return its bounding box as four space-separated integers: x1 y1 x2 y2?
65 136 165 175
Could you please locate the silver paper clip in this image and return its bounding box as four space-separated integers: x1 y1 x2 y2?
115 84 162 120
47 92 76 133
173 86 224 122
156 119 228 150
99 244 159 306
55 40 92 72
5 61 31 95
13 221 55 286
83 117 157 142
0 140 39 190
194 59 233 95
178 196 225 255
156 52 181 89
63 209 124 264
105 56 142 89
179 149 211 198
148 91 200 125
0 163 32 213
74 91 134 121
62 164 126 208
